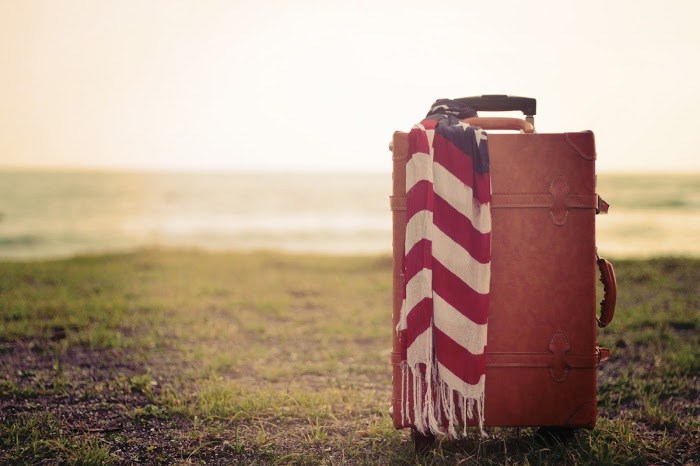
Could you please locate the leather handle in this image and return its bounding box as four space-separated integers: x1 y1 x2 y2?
462 117 535 134
597 257 617 328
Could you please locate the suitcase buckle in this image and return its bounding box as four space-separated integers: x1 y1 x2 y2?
596 196 610 214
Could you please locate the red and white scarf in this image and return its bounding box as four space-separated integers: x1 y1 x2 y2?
397 107 491 438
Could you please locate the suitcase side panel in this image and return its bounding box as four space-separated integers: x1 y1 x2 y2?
485 133 598 427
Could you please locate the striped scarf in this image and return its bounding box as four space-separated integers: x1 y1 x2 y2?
397 101 491 437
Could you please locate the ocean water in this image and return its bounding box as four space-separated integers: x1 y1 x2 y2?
0 171 697 260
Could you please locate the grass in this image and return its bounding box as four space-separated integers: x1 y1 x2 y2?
0 412 115 465
0 249 697 464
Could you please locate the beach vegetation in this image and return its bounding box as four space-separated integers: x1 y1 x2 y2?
0 250 697 464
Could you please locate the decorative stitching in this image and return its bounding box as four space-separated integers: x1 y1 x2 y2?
564 132 596 160
566 401 596 427
549 176 570 226
549 210 569 226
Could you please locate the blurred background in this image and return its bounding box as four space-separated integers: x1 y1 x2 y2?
1 0 698 259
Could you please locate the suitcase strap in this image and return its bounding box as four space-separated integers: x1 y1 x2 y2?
488 331 597 383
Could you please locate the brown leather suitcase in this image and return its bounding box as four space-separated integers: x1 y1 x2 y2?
390 95 616 444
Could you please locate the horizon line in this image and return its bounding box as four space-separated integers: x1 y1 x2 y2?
0 164 699 176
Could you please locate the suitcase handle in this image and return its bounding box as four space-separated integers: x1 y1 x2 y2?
462 117 535 133
454 95 536 116
597 257 617 328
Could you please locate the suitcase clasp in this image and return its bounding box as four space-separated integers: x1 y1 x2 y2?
548 331 571 382
549 176 571 226
596 196 610 214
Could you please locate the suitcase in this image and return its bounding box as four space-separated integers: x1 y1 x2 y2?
390 95 617 446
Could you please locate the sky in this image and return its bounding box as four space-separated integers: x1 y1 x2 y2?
1 0 699 173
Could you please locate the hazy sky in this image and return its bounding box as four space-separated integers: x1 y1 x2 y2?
1 0 699 173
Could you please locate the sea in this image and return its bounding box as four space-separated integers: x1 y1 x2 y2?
0 171 698 260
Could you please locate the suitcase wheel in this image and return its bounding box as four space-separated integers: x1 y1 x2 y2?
411 428 435 453
536 426 579 443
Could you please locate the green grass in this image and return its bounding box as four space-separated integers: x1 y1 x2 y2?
0 250 698 464
0 412 115 465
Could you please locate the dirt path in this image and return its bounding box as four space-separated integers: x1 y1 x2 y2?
1 340 262 465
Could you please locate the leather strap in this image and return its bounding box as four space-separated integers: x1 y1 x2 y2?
491 193 598 209
390 196 406 211
486 352 596 369
462 117 535 133
596 346 611 364
393 193 598 215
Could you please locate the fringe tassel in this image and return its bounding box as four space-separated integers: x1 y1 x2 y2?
400 357 487 439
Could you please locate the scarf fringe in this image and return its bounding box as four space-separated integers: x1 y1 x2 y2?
400 357 486 439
